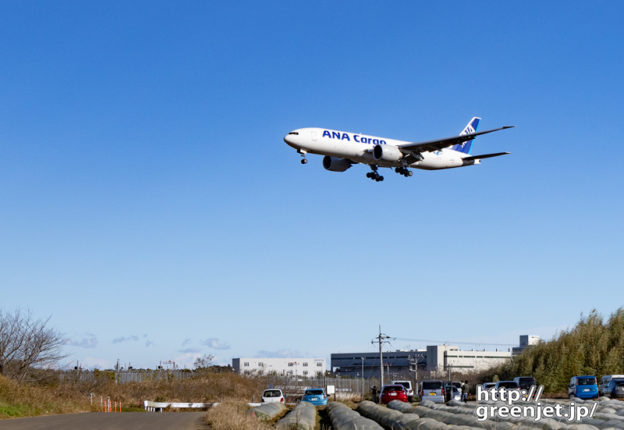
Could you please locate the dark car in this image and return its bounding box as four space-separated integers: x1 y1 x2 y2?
380 384 408 404
606 379 624 399
444 382 462 402
495 381 520 390
513 376 537 391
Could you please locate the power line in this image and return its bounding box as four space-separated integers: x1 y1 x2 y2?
394 337 515 347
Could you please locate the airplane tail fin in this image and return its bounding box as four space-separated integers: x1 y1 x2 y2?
451 116 480 154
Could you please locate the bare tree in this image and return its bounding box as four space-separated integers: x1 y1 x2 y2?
0 309 66 381
193 353 215 370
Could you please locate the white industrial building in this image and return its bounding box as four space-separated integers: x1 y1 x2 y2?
426 345 512 374
232 357 326 377
425 335 541 375
512 335 541 355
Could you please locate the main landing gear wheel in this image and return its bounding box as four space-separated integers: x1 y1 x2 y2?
367 166 384 182
394 167 412 177
300 159 307 164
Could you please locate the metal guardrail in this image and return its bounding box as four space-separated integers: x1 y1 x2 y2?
143 400 215 412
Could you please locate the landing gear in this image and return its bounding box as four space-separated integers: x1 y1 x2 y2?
394 167 412 177
298 150 307 165
367 165 384 182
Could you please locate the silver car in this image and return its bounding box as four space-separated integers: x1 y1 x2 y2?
420 380 445 403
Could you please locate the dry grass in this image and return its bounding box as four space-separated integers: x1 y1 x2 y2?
88 371 265 407
335 392 362 402
204 400 273 430
1 370 265 418
0 375 90 418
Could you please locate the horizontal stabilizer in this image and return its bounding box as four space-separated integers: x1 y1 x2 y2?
462 152 510 161
399 125 514 154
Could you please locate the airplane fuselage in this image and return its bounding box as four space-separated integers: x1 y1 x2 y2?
284 127 475 170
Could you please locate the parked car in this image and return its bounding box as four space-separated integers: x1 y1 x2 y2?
449 386 461 401
481 382 497 390
301 388 328 406
380 384 408 404
605 378 624 399
513 376 537 391
420 380 445 403
444 382 462 402
568 376 598 400
261 388 285 403
392 380 414 401
495 381 519 390
599 375 624 396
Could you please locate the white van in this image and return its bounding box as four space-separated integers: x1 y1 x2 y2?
600 375 624 396
392 380 414 401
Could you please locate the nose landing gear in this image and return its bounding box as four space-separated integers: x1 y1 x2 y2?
298 150 308 164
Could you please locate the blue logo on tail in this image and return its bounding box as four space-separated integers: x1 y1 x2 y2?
452 117 480 154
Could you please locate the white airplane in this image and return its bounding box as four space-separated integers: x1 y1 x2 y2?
283 117 513 181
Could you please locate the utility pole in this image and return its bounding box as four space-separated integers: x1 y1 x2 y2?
371 325 391 388
409 353 418 400
360 357 365 399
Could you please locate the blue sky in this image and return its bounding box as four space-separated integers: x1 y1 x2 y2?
1 1 622 369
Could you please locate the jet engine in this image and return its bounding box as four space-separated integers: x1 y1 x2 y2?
373 144 403 162
322 156 352 172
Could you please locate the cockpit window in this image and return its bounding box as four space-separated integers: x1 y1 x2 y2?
288 132 299 135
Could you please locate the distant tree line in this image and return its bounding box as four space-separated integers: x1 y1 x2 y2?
0 309 65 381
481 308 624 392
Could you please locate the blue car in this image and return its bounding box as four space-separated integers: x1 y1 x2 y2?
301 388 328 406
568 375 598 399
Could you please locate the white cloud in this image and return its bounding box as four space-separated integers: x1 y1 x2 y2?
202 338 230 350
64 333 98 349
112 335 140 344
111 334 154 347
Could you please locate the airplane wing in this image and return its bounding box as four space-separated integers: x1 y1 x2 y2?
462 152 510 161
398 125 514 155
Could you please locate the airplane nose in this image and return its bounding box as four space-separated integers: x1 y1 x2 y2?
284 133 296 146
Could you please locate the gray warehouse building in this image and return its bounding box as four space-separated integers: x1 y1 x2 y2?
331 350 426 378
332 336 539 377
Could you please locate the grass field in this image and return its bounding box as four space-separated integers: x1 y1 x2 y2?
0 370 264 419
0 375 90 418
204 400 274 430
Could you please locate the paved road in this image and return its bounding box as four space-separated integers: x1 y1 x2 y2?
0 412 208 430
